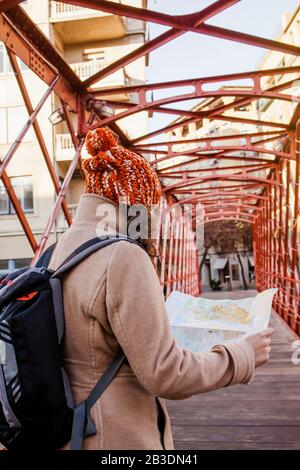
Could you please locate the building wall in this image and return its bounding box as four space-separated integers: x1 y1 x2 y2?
0 0 148 268
200 251 253 290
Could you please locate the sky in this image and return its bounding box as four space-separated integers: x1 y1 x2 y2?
146 0 300 133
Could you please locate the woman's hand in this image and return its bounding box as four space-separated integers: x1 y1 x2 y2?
243 327 274 367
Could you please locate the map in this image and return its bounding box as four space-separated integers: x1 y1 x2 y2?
166 289 278 352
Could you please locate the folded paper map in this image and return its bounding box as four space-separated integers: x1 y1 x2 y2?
166 289 278 352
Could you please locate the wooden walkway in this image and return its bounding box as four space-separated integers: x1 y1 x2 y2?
167 290 300 450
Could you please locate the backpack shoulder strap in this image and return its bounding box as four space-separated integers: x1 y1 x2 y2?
35 242 57 268
52 235 141 278
50 236 141 343
70 348 125 450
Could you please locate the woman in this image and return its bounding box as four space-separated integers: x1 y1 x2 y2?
49 127 273 450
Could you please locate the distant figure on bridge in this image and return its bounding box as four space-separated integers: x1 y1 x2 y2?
49 127 273 450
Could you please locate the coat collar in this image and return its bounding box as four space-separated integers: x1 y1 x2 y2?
72 193 128 236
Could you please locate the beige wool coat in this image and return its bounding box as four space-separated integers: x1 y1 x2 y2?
49 193 256 450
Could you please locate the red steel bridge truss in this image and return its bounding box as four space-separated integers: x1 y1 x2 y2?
0 1 299 333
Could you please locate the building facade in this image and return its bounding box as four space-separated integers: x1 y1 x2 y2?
164 6 300 290
0 0 148 273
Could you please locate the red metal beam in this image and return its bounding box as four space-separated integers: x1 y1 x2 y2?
135 87 287 128
171 192 269 206
204 210 256 219
204 203 260 211
6 49 73 227
62 1 300 57
133 131 286 148
197 23 300 57
87 75 297 138
149 152 280 169
92 87 296 107
173 182 265 193
61 102 79 149
90 73 297 141
289 121 300 328
32 139 85 264
208 79 298 119
1 169 38 251
0 76 59 178
203 217 254 224
82 0 240 88
150 155 276 173
150 144 289 160
1 10 78 109
0 0 22 11
162 164 276 180
130 115 288 145
158 163 275 177
89 65 300 95
163 174 278 192
86 65 298 140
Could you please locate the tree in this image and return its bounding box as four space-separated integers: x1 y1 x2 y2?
198 221 225 281
202 220 253 290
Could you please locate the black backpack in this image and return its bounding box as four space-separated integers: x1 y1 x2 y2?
0 235 139 450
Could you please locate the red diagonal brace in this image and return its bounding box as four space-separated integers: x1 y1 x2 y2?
61 0 300 56
82 0 240 88
6 49 72 227
0 76 59 178
0 0 22 11
1 169 38 251
32 139 84 264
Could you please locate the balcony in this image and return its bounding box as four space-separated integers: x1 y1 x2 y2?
51 2 100 20
55 134 75 161
70 59 126 89
50 1 126 43
50 1 122 20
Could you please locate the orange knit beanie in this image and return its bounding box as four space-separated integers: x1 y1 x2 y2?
82 127 161 206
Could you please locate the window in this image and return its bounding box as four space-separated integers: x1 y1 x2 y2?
0 44 28 75
82 48 105 62
231 264 240 281
0 260 9 271
257 98 273 113
0 106 33 143
0 176 33 215
234 105 249 112
0 258 31 274
0 183 8 214
182 125 189 137
279 58 286 68
8 107 27 143
14 258 31 269
0 108 7 144
19 59 28 72
0 46 4 74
